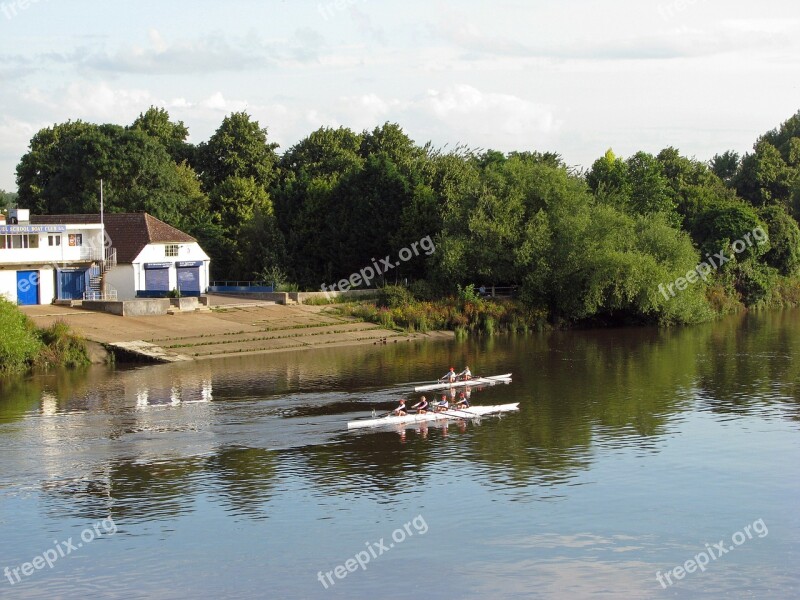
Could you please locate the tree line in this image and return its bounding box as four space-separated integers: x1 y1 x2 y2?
12 107 800 325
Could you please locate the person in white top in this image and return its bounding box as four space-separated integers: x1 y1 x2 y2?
457 366 472 380
411 396 428 414
440 367 457 383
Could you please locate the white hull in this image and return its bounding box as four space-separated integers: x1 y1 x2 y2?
347 403 520 430
413 373 512 393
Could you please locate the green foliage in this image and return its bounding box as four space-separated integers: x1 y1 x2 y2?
36 321 90 369
15 121 208 225
196 111 279 191
735 141 795 208
0 298 42 375
13 108 800 329
338 295 543 335
587 149 630 205
409 279 437 301
0 302 88 374
377 285 415 308
710 151 740 184
0 189 17 212
457 284 482 304
759 205 800 276
130 106 191 163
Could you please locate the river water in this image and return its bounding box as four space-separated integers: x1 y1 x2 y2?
0 310 798 599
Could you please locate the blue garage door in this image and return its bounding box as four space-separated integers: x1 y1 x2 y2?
177 267 200 294
17 270 39 305
144 267 170 293
58 269 87 300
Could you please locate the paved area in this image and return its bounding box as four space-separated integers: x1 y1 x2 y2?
20 301 448 362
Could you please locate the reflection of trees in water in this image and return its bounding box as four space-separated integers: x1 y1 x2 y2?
205 447 277 519
7 309 800 521
39 457 204 523
39 449 282 523
299 311 800 493
300 430 431 498
694 311 800 419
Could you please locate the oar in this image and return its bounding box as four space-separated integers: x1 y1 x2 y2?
444 407 477 419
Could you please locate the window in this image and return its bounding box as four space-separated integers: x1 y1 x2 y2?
1 235 38 249
165 244 179 257
68 234 82 247
48 235 61 247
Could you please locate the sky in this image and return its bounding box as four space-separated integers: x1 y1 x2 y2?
0 0 799 192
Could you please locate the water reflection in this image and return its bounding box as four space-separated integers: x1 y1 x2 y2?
0 310 798 522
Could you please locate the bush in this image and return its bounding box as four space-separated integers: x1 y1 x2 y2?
377 285 415 308
409 279 437 301
0 298 43 375
37 320 90 369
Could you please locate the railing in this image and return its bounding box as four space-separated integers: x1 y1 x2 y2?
210 280 273 287
83 289 118 301
104 247 117 270
209 281 275 293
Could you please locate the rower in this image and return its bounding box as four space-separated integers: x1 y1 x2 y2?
412 396 428 414
456 392 470 409
440 367 457 383
392 399 408 416
435 394 450 413
457 366 472 380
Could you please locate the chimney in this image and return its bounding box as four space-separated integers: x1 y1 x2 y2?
9 208 30 225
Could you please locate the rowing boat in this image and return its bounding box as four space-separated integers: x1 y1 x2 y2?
347 403 520 430
413 373 512 393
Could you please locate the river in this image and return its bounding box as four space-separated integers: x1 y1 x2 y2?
1 310 798 599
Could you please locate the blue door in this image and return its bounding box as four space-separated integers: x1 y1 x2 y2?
177 267 200 295
144 267 170 294
17 270 39 305
58 270 87 300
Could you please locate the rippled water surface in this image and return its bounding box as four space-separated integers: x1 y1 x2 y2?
1 311 799 598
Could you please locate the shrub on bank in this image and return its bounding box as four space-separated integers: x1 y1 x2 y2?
0 298 43 375
337 285 547 335
0 299 90 375
37 320 91 369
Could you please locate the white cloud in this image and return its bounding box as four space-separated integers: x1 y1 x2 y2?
418 85 560 146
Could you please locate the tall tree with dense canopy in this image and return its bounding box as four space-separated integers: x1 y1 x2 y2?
196 112 279 192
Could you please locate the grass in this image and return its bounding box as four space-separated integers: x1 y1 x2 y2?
334 293 548 336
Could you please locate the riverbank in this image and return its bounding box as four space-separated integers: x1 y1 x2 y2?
21 298 451 363
0 298 90 375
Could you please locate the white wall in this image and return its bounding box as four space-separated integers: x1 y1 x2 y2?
0 225 105 267
0 269 16 302
132 242 211 293
39 266 55 303
105 264 135 300
134 242 210 264
0 267 55 304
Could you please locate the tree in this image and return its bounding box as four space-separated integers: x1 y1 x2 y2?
735 141 795 208
16 121 207 224
626 151 678 223
759 205 800 276
710 151 739 184
359 122 424 180
208 177 283 279
0 189 17 212
586 149 630 208
273 126 364 235
130 106 191 163
761 109 800 164
197 112 279 192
